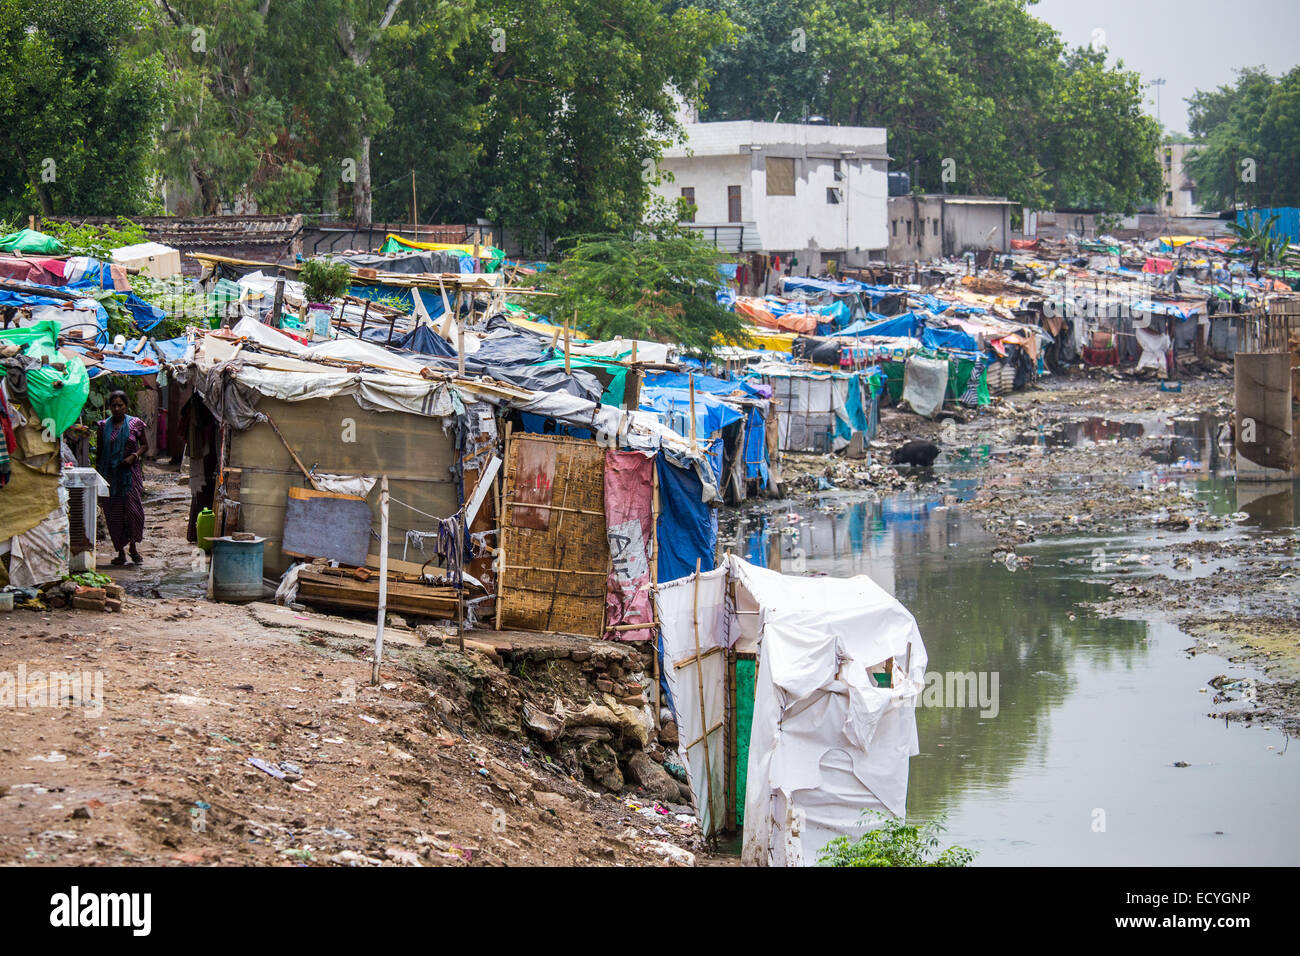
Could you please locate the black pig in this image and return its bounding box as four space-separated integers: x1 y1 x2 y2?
891 440 940 467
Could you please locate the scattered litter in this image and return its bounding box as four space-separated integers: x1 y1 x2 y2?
248 757 287 779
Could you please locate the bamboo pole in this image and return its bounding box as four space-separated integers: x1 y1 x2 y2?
263 414 321 491
495 422 512 630
564 310 573 375
688 373 697 451
651 457 661 728
436 278 451 326
727 647 737 832
457 500 466 653
411 171 418 234
542 448 578 631
372 475 390 684
691 557 717 831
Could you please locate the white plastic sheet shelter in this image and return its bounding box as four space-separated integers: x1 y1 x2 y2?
901 354 949 419
746 363 860 453
655 555 927 866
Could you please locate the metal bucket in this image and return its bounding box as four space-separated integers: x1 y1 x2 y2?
209 536 266 603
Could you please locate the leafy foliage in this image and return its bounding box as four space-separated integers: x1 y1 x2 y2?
298 258 354 305
1225 213 1297 274
432 0 733 248
0 0 169 220
817 812 975 867
540 227 747 358
40 216 148 260
1185 66 1300 211
688 0 823 124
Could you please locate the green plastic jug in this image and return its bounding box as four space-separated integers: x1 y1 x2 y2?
196 508 215 553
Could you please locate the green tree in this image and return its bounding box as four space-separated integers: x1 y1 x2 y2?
1181 66 1299 212
1038 48 1163 212
144 0 320 215
368 2 483 223
540 224 747 358
688 0 824 123
0 0 169 220
464 0 733 249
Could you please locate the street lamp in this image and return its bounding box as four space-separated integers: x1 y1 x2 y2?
1149 77 1166 132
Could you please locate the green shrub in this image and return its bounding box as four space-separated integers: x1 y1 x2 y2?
817 812 975 867
298 258 353 305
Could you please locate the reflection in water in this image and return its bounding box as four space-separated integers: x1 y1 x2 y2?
729 474 1300 865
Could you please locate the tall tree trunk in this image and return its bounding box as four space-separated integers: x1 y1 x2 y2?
354 134 373 224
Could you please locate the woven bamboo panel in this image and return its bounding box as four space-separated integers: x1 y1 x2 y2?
498 434 608 636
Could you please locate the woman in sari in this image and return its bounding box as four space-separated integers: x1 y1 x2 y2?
96 390 148 565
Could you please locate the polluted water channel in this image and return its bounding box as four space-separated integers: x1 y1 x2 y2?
723 464 1299 865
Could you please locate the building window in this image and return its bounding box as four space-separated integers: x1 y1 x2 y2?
766 157 796 196
680 187 695 223
833 158 844 181
826 187 842 204
892 219 898 237
727 185 742 223
906 219 912 240
932 219 938 236
1166 191 1174 206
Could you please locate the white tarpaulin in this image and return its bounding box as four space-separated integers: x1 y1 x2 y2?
655 554 927 866
1134 326 1171 374
655 566 731 836
901 354 949 419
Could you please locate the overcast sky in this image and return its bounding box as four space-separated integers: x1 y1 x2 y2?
1030 0 1300 134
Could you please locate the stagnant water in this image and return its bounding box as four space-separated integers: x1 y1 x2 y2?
725 448 1299 864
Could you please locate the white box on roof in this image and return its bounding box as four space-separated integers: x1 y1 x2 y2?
111 241 181 279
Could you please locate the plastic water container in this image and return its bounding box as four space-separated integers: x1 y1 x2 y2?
209 536 266 603
196 508 215 553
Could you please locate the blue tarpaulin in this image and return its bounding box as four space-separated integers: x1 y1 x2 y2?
1237 207 1300 245
920 326 980 354
640 386 744 482
743 405 770 484
656 456 716 582
0 280 109 335
348 283 448 321
840 312 922 339
393 324 458 357
780 276 865 295
643 370 764 399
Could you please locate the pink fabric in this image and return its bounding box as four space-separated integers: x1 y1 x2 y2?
0 255 66 284
603 450 655 641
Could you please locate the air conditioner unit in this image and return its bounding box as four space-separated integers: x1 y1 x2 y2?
62 468 106 572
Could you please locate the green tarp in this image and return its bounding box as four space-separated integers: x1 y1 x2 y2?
0 320 90 435
0 228 65 255
880 353 989 407
734 657 756 826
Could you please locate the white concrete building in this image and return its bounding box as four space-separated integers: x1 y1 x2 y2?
651 119 890 272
